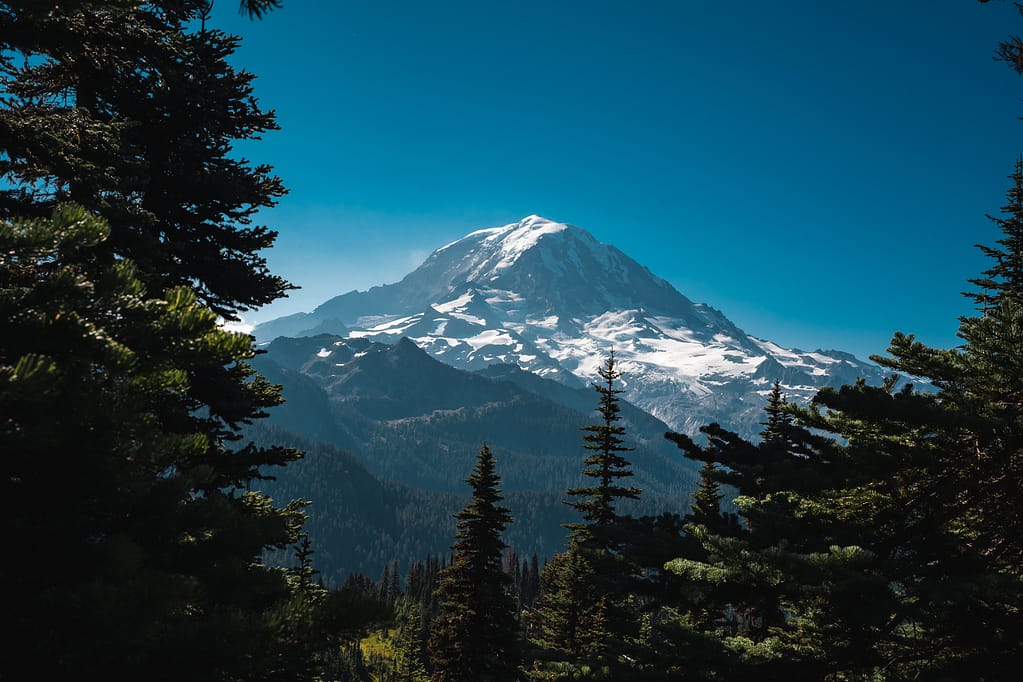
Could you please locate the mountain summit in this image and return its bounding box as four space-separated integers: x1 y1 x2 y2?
408 214 692 316
255 216 884 434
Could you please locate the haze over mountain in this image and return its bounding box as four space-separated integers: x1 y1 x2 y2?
256 215 888 435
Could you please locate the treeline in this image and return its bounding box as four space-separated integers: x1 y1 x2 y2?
371 230 1023 679
249 422 683 583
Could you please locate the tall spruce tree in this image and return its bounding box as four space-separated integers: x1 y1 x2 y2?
428 444 521 681
0 0 291 317
0 3 357 678
393 604 430 682
659 163 1023 679
565 350 641 536
849 160 1023 674
661 397 810 675
530 352 645 679
0 206 312 679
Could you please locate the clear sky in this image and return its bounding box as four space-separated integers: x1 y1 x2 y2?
213 0 1022 361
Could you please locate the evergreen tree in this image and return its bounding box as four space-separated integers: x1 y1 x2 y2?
293 532 320 596
678 383 905 676
389 559 402 600
504 549 523 611
0 206 312 679
326 642 370 682
658 164 1023 679
530 353 646 679
687 462 727 533
0 4 377 678
759 380 794 448
528 551 594 662
525 553 541 606
0 1 291 317
428 444 521 681
565 350 641 537
379 563 392 602
393 604 430 682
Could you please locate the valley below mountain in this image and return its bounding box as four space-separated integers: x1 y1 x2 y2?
250 216 891 578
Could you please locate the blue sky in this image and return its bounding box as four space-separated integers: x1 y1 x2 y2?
216 1 1022 360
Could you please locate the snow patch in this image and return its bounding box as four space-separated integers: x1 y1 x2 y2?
465 329 516 350
434 291 475 313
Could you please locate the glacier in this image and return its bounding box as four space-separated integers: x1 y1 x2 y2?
255 215 888 435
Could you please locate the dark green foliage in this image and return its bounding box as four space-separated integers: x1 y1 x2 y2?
829 163 1023 676
393 604 431 682
687 462 728 534
0 3 393 677
656 162 1023 679
504 549 542 613
524 553 541 607
528 354 652 679
380 563 393 602
313 575 395 681
292 533 320 595
0 206 312 679
374 559 402 603
250 423 579 583
406 554 448 615
239 0 283 19
566 350 642 535
665 380 895 676
759 379 795 449
320 642 371 682
315 579 393 647
389 559 403 601
527 551 604 671
428 444 522 681
0 0 291 318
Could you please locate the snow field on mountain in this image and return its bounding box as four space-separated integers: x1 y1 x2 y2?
256 215 887 435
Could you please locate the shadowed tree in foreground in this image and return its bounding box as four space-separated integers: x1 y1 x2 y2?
429 444 521 681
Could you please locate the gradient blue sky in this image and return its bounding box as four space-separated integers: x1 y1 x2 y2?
215 0 1022 360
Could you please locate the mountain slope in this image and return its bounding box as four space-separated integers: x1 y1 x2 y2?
255 215 887 435
249 424 577 585
251 334 698 497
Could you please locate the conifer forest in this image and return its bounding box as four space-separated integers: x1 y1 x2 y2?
2 2 1023 680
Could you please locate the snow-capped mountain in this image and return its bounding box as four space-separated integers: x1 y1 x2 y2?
256 215 886 434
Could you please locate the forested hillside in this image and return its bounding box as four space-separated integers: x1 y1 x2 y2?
249 334 696 496
249 424 579 584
